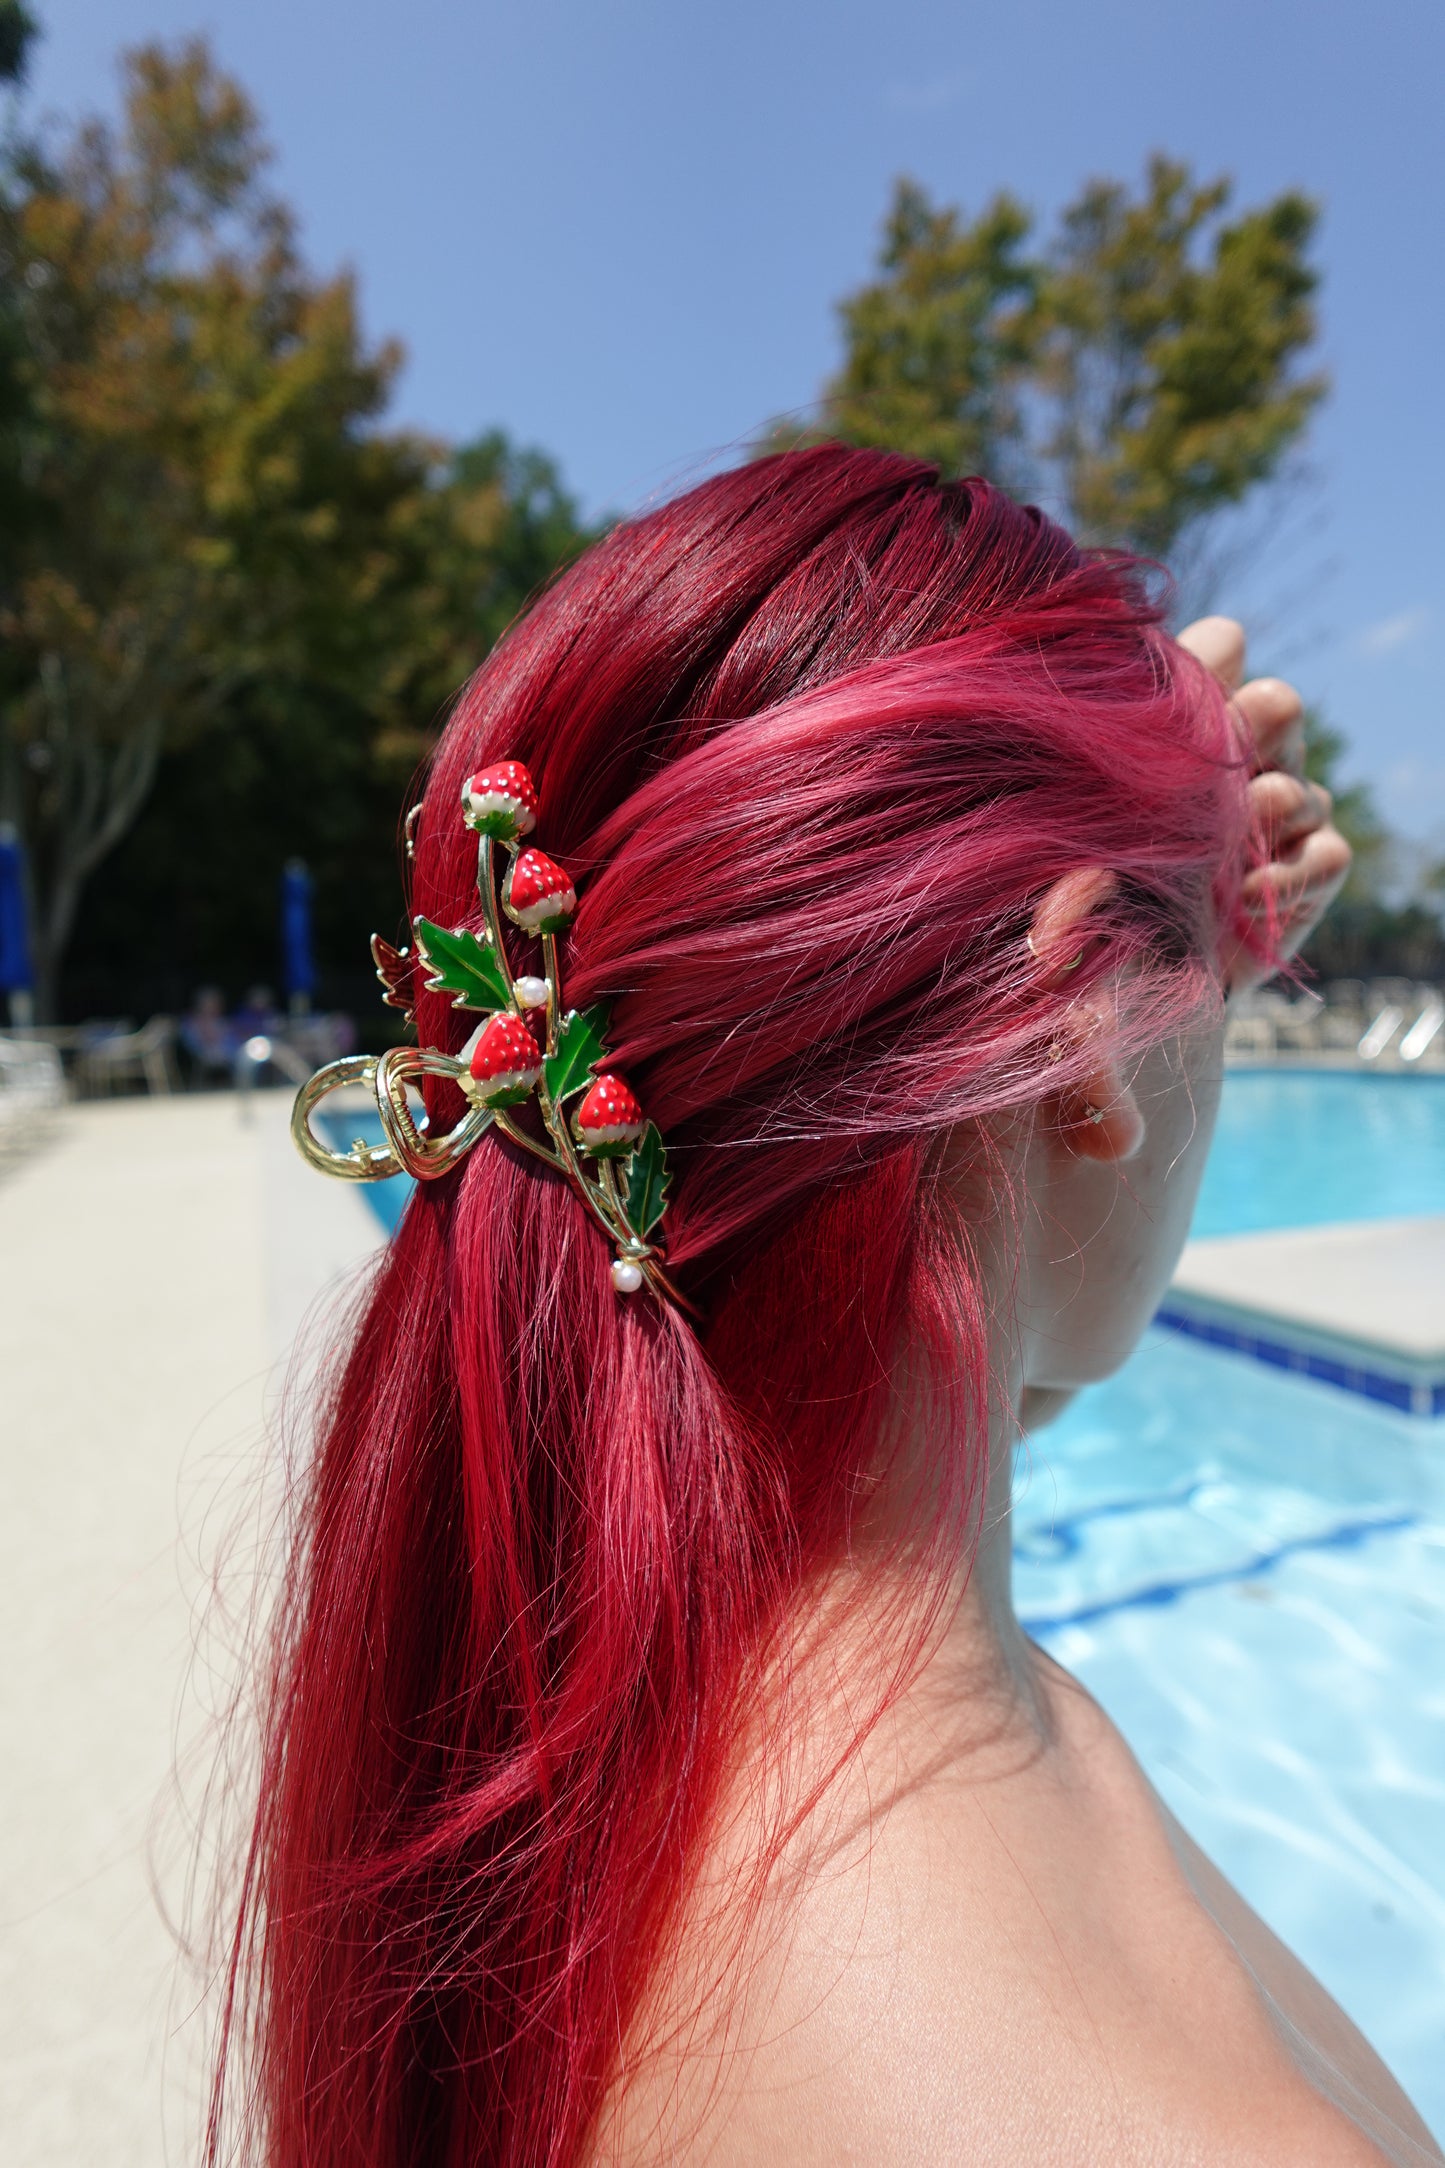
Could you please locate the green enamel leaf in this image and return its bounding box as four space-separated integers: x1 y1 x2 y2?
411 916 512 1013
624 1122 672 1240
544 1003 611 1105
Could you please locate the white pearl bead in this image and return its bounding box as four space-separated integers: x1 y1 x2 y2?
611 1258 644 1294
512 976 549 1010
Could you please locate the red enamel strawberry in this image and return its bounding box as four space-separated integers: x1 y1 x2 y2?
573 1074 645 1158
461 1012 544 1108
461 761 539 841
504 848 577 936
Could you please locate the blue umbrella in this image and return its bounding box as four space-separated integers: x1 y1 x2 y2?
281 857 316 1009
0 823 34 1001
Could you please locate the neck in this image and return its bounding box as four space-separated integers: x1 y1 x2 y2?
905 1351 1053 1747
787 1325 1053 1797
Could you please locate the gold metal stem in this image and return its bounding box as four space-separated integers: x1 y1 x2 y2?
597 1158 636 1242
540 928 561 1058
544 1115 626 1251
491 1109 565 1170
527 922 624 1250
476 835 524 1019
598 1153 700 1317
538 1072 616 1245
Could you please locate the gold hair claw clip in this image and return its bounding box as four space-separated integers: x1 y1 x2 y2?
292 763 695 1314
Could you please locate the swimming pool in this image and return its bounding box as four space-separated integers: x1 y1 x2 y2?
1024 1067 1445 2136
1021 1334 1445 2138
1193 1068 1445 1234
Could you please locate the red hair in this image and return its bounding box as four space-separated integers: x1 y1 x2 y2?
212 448 1251 2165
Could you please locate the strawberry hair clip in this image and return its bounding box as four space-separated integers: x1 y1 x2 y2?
292 762 694 1314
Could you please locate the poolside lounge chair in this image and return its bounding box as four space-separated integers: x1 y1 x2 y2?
76 1016 178 1098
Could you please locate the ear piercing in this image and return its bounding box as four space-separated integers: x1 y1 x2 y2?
1025 930 1084 971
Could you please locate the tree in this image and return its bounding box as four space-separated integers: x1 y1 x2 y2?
0 3 40 571
0 41 594 1021
0 3 36 86
804 158 1326 569
365 430 599 784
0 39 590 1021
61 428 591 1031
822 180 1036 486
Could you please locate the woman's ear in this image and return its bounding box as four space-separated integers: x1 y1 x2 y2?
1052 1058 1146 1163
1028 866 1117 983
1028 867 1145 1164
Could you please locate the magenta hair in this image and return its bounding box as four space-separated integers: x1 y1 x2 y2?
210 447 1257 2168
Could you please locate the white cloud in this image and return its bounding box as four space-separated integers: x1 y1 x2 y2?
1359 606 1431 656
886 70 974 113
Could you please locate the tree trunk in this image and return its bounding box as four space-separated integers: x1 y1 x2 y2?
20 663 166 1021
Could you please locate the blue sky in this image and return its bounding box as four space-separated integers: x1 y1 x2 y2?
30 0 1445 839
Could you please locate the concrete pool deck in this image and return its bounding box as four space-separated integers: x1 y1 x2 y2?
0 1091 381 2167
1163 1217 1445 1418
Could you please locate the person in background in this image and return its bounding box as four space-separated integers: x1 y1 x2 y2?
232 985 282 1042
177 987 237 1087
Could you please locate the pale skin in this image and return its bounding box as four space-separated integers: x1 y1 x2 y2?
594 623 1444 2166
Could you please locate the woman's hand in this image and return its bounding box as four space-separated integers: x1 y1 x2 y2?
1176 617 1353 995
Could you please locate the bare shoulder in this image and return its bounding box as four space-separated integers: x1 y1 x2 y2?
1154 1791 1442 2168
594 1654 1440 2168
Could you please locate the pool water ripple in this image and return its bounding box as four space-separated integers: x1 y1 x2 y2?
1023 1332 1445 2136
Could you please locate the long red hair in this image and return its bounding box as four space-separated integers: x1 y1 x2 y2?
213 447 1251 2165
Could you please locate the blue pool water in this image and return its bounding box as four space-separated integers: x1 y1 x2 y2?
1022 1338 1445 2137
1193 1068 1445 1234
319 1111 409 1232
1023 1068 1445 2135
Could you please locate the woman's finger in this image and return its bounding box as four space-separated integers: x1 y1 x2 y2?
1223 805 1353 991
1241 822 1353 916
1234 675 1305 775
1177 616 1247 691
1248 771 1334 849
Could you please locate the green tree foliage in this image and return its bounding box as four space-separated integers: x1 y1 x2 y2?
0 40 589 1019
824 180 1037 485
0 3 36 86
65 426 590 1035
814 162 1445 977
0 40 402 1011
812 157 1326 560
1041 160 1324 555
0 3 40 581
